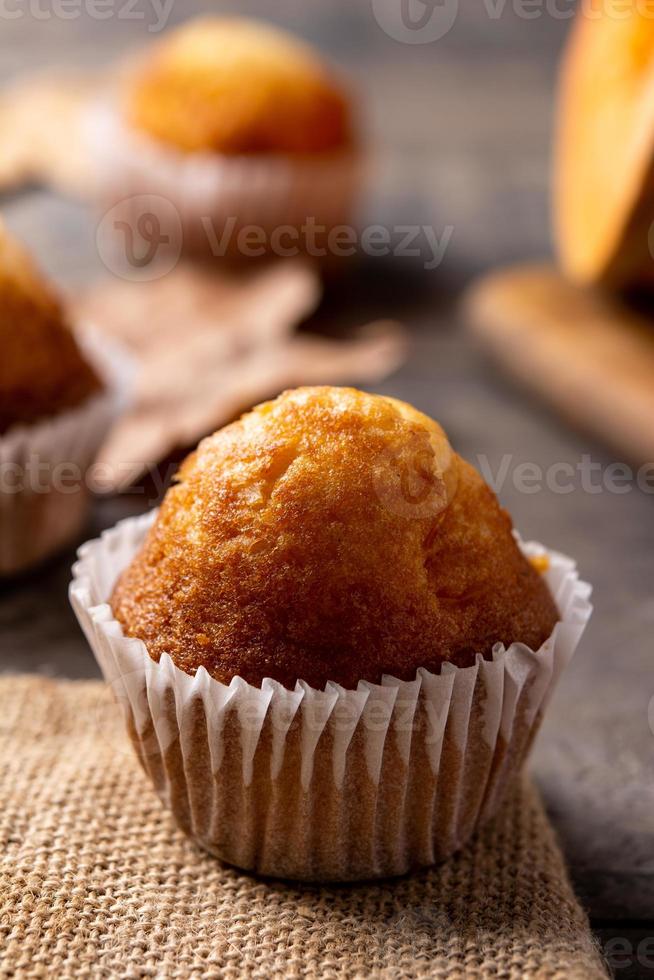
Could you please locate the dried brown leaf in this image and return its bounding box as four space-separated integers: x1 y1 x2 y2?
73 262 405 491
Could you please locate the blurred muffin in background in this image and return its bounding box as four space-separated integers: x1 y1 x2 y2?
88 18 360 260
0 222 125 574
126 18 352 156
0 225 101 434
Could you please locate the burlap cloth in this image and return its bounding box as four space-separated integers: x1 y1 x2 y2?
0 675 606 979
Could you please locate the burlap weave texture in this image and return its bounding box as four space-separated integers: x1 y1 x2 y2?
0 676 606 979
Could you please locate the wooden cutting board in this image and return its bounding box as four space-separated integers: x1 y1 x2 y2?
464 262 654 464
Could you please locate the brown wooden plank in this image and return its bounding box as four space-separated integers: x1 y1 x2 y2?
465 262 654 465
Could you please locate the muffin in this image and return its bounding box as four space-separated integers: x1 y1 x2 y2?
111 388 558 689
87 18 360 258
0 222 125 574
71 387 592 880
126 18 351 156
0 225 102 434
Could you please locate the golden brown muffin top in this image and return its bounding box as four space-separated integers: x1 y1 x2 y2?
0 222 102 436
124 17 353 155
112 387 559 690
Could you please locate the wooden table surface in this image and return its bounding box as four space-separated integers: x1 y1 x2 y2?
1 3 652 975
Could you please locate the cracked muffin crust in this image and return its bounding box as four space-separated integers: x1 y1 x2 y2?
0 223 102 435
111 387 559 690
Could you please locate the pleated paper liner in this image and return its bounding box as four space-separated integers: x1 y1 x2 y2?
85 105 362 258
70 510 591 881
0 331 132 576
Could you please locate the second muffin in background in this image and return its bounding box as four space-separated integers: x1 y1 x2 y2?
0 222 126 574
87 18 361 258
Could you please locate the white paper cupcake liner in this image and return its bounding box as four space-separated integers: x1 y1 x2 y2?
0 330 132 576
70 509 592 881
85 104 362 257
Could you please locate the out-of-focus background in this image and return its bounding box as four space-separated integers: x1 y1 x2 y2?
1 3 653 973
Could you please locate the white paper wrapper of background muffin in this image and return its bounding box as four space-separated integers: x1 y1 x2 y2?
85 105 362 257
0 218 133 576
0 329 131 576
84 18 363 258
